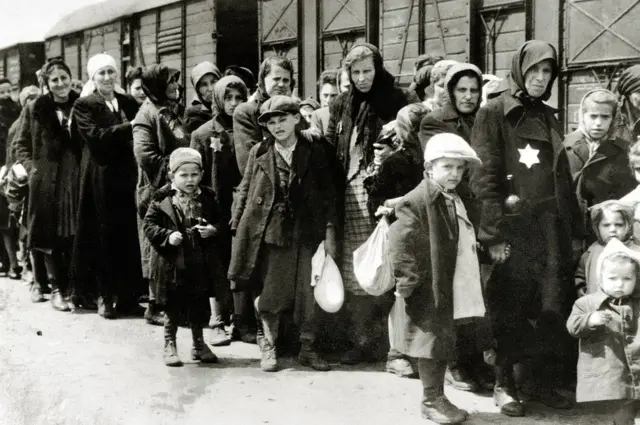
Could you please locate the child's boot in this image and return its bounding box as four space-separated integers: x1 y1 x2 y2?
191 327 218 363
50 279 70 312
260 313 279 372
298 329 330 371
494 364 524 417
163 317 182 367
419 359 468 424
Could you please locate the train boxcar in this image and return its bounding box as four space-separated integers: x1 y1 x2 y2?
45 0 259 107
0 42 46 97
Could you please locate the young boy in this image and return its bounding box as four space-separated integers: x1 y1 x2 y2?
228 96 337 372
144 148 224 366
567 237 640 425
300 98 320 124
575 201 640 296
564 88 637 242
388 133 490 424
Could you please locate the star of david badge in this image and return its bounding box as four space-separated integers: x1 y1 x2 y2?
518 144 540 169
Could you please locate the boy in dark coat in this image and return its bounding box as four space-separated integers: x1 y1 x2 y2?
564 88 636 243
143 147 223 366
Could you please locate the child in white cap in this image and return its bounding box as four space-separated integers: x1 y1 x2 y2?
388 132 491 424
144 147 225 366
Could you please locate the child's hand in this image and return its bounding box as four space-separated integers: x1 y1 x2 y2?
587 311 613 327
168 231 183 246
196 224 217 239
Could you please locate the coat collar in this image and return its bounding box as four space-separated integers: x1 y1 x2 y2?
422 178 446 206
502 91 560 118
255 136 311 184
565 130 629 153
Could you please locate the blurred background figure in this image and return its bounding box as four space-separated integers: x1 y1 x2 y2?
126 67 146 105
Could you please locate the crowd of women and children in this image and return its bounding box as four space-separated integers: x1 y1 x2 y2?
3 38 640 424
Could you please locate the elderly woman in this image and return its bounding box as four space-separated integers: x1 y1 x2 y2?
13 58 80 311
191 75 248 345
616 65 640 142
325 43 419 364
233 56 296 175
470 40 583 416
133 64 187 326
70 53 142 319
184 61 222 137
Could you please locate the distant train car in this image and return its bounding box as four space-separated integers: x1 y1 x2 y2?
0 42 46 98
45 0 259 107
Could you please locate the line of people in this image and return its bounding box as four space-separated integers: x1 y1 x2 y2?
2 39 640 425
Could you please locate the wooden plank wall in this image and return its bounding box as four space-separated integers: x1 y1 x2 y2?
63 36 80 79
104 23 122 69
6 48 20 88
46 38 62 60
477 5 526 79
186 0 216 106
381 0 419 86
138 11 157 67
158 3 183 73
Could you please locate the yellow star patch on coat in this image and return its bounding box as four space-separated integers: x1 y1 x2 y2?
518 144 540 169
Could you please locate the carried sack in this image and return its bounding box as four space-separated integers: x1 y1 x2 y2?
353 217 394 296
311 241 344 313
136 163 166 217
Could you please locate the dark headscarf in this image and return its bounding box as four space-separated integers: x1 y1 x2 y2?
617 65 640 98
141 64 180 105
42 57 72 89
212 75 247 117
510 40 558 103
616 65 640 137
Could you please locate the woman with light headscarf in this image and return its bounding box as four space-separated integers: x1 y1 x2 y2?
470 40 583 416
133 64 187 326
13 58 80 311
70 53 142 319
184 61 222 137
616 65 640 142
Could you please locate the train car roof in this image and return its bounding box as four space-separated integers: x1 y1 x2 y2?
45 0 181 38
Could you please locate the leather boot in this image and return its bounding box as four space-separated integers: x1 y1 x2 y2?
163 318 182 367
494 365 525 417
191 327 218 363
50 280 70 312
97 296 115 319
144 302 165 326
260 313 279 372
30 283 45 303
231 314 257 344
298 330 330 371
446 363 479 392
419 358 468 424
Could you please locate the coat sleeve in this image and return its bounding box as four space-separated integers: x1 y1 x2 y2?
469 105 506 246
575 250 589 295
133 108 167 183
325 95 344 148
233 102 261 175
184 105 211 138
388 198 425 298
230 144 257 232
13 105 33 173
143 200 176 255
72 97 133 166
310 110 324 136
566 297 600 339
419 115 450 153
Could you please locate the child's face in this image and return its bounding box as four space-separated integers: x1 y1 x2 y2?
582 100 614 141
223 88 244 117
598 210 629 242
300 106 314 123
171 163 203 194
266 113 299 142
601 259 637 299
429 158 467 190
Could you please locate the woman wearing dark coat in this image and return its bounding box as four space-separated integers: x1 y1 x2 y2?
191 75 249 344
469 40 584 416
133 64 187 326
184 61 222 137
615 65 640 142
70 53 142 319
14 58 80 311
325 42 419 364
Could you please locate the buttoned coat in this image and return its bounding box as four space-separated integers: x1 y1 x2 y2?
567 291 640 402
228 136 337 281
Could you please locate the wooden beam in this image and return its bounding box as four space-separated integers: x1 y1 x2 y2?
299 0 318 99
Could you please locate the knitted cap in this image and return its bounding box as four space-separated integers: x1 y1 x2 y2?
169 148 202 172
424 133 482 167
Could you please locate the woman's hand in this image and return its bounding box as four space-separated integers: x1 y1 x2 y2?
168 231 183 246
324 226 337 259
375 206 394 217
488 242 511 264
373 143 394 165
196 224 217 239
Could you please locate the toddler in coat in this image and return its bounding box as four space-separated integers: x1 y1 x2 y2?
144 147 224 366
388 133 490 424
575 200 640 296
567 237 640 425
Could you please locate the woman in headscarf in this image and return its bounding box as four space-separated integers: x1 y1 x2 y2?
184 61 222 137
469 40 584 417
13 58 80 311
191 75 249 345
133 64 187 326
325 43 419 365
423 60 459 113
70 53 142 319
408 54 443 101
615 65 640 142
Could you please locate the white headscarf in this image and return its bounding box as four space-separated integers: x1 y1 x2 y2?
80 53 125 98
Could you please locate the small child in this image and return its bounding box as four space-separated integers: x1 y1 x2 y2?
144 147 224 366
564 88 636 242
567 237 640 425
388 132 490 424
619 140 640 239
575 200 640 296
228 96 337 373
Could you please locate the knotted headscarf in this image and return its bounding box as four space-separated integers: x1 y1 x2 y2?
510 40 558 103
212 75 248 124
80 53 124 98
141 64 180 105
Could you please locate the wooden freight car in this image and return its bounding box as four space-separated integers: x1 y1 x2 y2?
0 42 46 98
45 0 258 106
